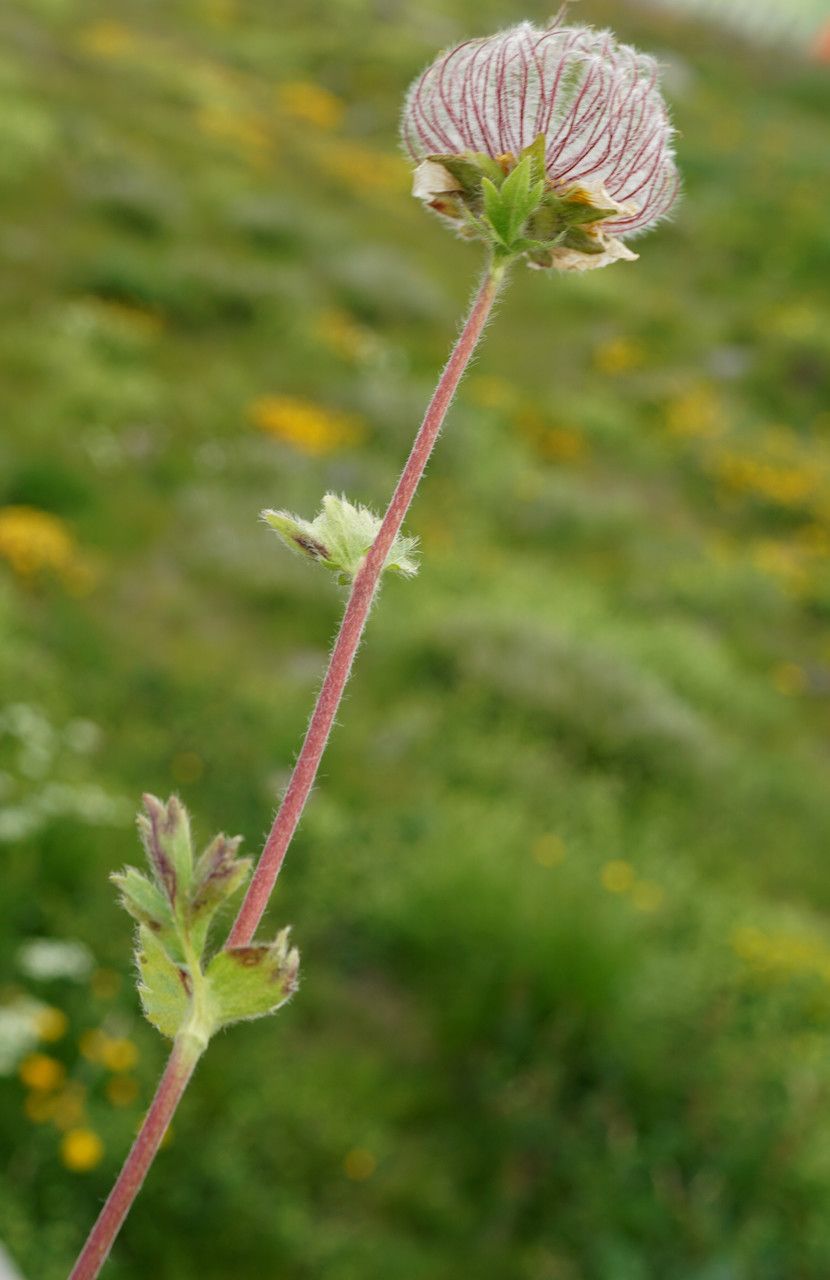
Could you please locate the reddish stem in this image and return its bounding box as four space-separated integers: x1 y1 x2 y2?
228 259 503 946
67 1036 200 1280
66 257 504 1280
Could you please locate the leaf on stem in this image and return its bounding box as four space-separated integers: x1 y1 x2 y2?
136 925 191 1039
205 930 300 1028
262 493 418 581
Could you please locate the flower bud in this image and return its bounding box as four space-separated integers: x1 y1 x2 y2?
402 18 679 270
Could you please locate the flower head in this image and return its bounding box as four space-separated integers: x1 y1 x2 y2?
402 17 678 270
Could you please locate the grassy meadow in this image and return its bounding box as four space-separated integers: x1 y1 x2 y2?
0 0 829 1277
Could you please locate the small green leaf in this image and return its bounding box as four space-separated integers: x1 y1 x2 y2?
205 930 299 1028
112 867 174 933
136 925 192 1039
262 494 418 581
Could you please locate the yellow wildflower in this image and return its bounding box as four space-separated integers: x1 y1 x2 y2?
36 1007 69 1043
61 1128 104 1172
313 140 408 196
19 1053 65 1092
249 395 365 456
0 506 78 582
276 81 344 131
601 860 635 894
79 1028 110 1063
714 451 820 510
100 1037 139 1073
731 924 830 985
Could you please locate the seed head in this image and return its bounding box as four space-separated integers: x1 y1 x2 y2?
402 16 679 270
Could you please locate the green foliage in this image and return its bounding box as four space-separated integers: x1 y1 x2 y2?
117 795 297 1043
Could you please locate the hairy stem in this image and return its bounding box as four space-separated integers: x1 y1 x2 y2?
66 255 505 1280
228 256 504 945
67 1035 202 1280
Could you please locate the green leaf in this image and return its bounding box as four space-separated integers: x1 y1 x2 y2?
136 925 192 1039
205 930 299 1028
111 866 175 933
262 494 418 581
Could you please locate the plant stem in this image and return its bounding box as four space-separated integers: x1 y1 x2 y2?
66 255 505 1280
227 256 505 946
67 1035 202 1280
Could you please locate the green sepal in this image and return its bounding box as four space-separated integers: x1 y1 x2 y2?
136 794 194 914
136 924 191 1039
204 930 299 1028
518 134 547 185
467 152 509 185
556 225 607 256
413 144 630 271
481 156 546 256
188 834 252 957
427 153 489 205
262 493 418 581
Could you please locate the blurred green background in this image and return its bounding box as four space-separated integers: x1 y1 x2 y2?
0 1 829 1277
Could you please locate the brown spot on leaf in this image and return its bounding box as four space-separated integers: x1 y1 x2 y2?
294 534 329 560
